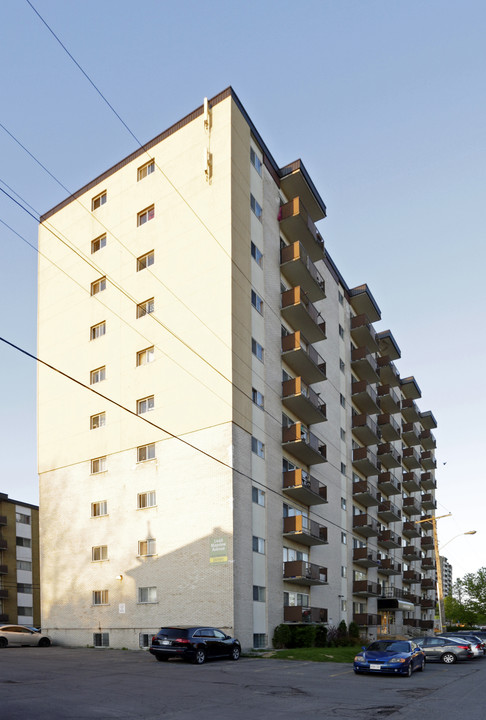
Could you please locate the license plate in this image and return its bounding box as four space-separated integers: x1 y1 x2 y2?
370 664 381 670
162 640 171 645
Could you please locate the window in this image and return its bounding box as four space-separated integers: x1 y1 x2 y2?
15 512 30 525
137 251 155 271
251 289 264 314
252 487 265 506
341 566 347 578
137 205 155 226
341 532 347 544
250 194 262 220
340 427 346 441
252 536 265 554
92 546 108 562
139 633 150 648
16 560 32 571
93 633 109 647
137 444 155 462
137 160 155 181
92 192 107 211
91 277 106 295
253 586 266 602
251 338 264 362
338 290 344 305
251 241 263 267
137 395 154 414
90 366 106 385
138 586 157 603
91 234 106 254
138 539 156 556
340 359 345 373
250 147 263 175
16 537 31 548
341 599 347 612
91 457 106 474
136 298 154 318
136 346 155 366
18 606 33 616
253 634 267 649
91 501 107 517
92 590 108 605
90 413 106 430
341 497 347 510
340 393 346 408
17 583 33 594
252 388 264 408
341 462 346 475
339 324 344 339
251 436 265 458
90 321 106 340
137 491 156 509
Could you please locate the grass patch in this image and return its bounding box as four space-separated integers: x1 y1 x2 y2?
264 646 362 663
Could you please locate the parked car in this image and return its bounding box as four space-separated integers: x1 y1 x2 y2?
150 626 241 665
442 632 486 655
353 640 425 676
0 625 51 648
415 636 473 663
444 635 484 657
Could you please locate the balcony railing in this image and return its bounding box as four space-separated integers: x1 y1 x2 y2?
402 545 421 561
283 560 328 586
0 588 8 599
352 513 380 537
353 581 382 597
377 471 401 496
351 380 379 414
419 429 437 450
377 442 401 469
421 536 434 550
280 242 326 301
402 447 421 470
420 410 437 430
402 521 421 538
352 414 379 446
421 493 437 510
420 598 435 609
281 287 326 343
377 413 401 441
0 515 7 526
282 377 327 425
0 565 7 575
282 423 327 465
350 314 378 352
402 496 422 516
421 472 437 491
377 385 401 414
421 451 437 470
378 558 402 575
353 547 380 567
283 515 328 546
402 422 421 446
377 529 402 549
278 197 324 261
283 469 327 506
377 356 400 387
284 606 328 623
352 447 379 477
377 500 401 523
402 398 420 422
281 331 326 384
0 539 7 551
422 557 435 570
352 480 379 507
403 570 422 584
402 471 421 492
353 613 382 627
403 618 421 628
351 347 379 382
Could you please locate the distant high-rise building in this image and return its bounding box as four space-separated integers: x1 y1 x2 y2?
440 556 453 597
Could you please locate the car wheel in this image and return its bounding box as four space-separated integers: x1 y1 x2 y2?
405 663 412 677
38 637 51 647
0 637 7 649
193 649 206 665
418 658 425 672
230 646 240 661
441 652 456 664
155 655 169 662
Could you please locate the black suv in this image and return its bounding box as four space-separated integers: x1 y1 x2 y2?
149 626 241 664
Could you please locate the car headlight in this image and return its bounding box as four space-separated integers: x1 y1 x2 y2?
389 658 406 663
354 655 365 662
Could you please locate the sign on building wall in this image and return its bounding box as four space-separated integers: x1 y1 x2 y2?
209 536 228 564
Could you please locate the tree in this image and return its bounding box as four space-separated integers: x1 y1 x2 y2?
443 595 478 626
460 567 486 616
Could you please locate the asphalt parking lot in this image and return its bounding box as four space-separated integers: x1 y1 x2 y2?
1 646 486 720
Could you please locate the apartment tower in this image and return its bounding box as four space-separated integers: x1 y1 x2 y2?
38 88 438 649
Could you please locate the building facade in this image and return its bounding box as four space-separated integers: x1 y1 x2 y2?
0 493 40 627
440 556 453 597
38 88 438 649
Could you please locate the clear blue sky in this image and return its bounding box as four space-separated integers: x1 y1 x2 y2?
0 0 484 578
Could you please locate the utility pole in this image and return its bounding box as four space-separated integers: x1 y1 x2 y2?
415 512 451 634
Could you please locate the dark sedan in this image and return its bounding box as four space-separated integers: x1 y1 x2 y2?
415 636 473 663
354 640 425 676
150 626 241 665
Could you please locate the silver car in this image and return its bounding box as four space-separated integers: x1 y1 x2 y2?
0 624 51 648
415 635 472 663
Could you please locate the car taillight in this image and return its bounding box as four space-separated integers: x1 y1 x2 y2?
176 638 190 643
152 636 157 643
457 645 469 649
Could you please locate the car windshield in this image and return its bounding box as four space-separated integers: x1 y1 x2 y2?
367 641 410 653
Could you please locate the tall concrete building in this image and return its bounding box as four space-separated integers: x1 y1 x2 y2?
38 88 438 649
440 556 453 597
0 493 40 627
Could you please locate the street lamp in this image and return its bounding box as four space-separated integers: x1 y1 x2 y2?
440 530 477 553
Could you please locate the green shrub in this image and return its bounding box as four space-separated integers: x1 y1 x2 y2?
348 622 360 641
291 624 316 648
272 624 292 649
315 624 328 647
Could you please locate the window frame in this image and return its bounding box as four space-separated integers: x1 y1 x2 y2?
250 194 263 220
250 147 262 176
137 250 155 272
251 338 264 362
136 298 155 318
251 436 265 459
252 388 264 409
90 366 106 385
91 192 107 211
90 456 107 474
251 241 263 267
90 412 106 430
91 234 106 254
252 487 265 506
92 589 109 606
91 277 106 296
137 160 155 181
90 321 106 340
137 491 156 509
137 444 155 462
138 586 157 604
136 346 155 366
137 205 155 227
137 395 154 415
93 632 109 647
91 501 108 518
92 545 108 562
251 289 264 314
138 539 156 557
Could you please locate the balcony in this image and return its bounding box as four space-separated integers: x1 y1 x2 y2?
378 558 402 575
401 376 421 400
282 377 327 425
352 414 379 446
419 429 436 450
353 547 380 567
282 423 327 465
402 447 421 470
420 620 434 630
421 493 437 511
283 469 327 506
421 472 437 491
403 592 421 606
377 500 401 523
283 561 328 586
280 242 326 302
402 471 421 492
402 521 421 539
352 479 379 507
377 413 401 441
281 331 326 384
0 565 7 575
0 588 7 599
0 539 7 551
402 398 420 423
419 515 433 530
403 618 421 628
353 613 382 627
283 515 328 546
349 284 381 323
420 598 435 609
350 314 379 352
402 497 421 517
284 606 328 623
279 197 324 261
351 347 379 383
420 410 437 430
352 447 379 477
377 385 401 414
0 515 6 526
422 557 435 570
421 451 437 470
353 581 382 597
421 536 435 551
403 570 422 584
377 443 401 469
279 161 327 223
351 381 380 414
377 471 401 496
402 422 421 447
378 588 407 609
281 287 326 343
377 356 401 387
353 513 380 538
421 578 435 590
378 529 402 549
376 330 401 361
402 545 421 562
